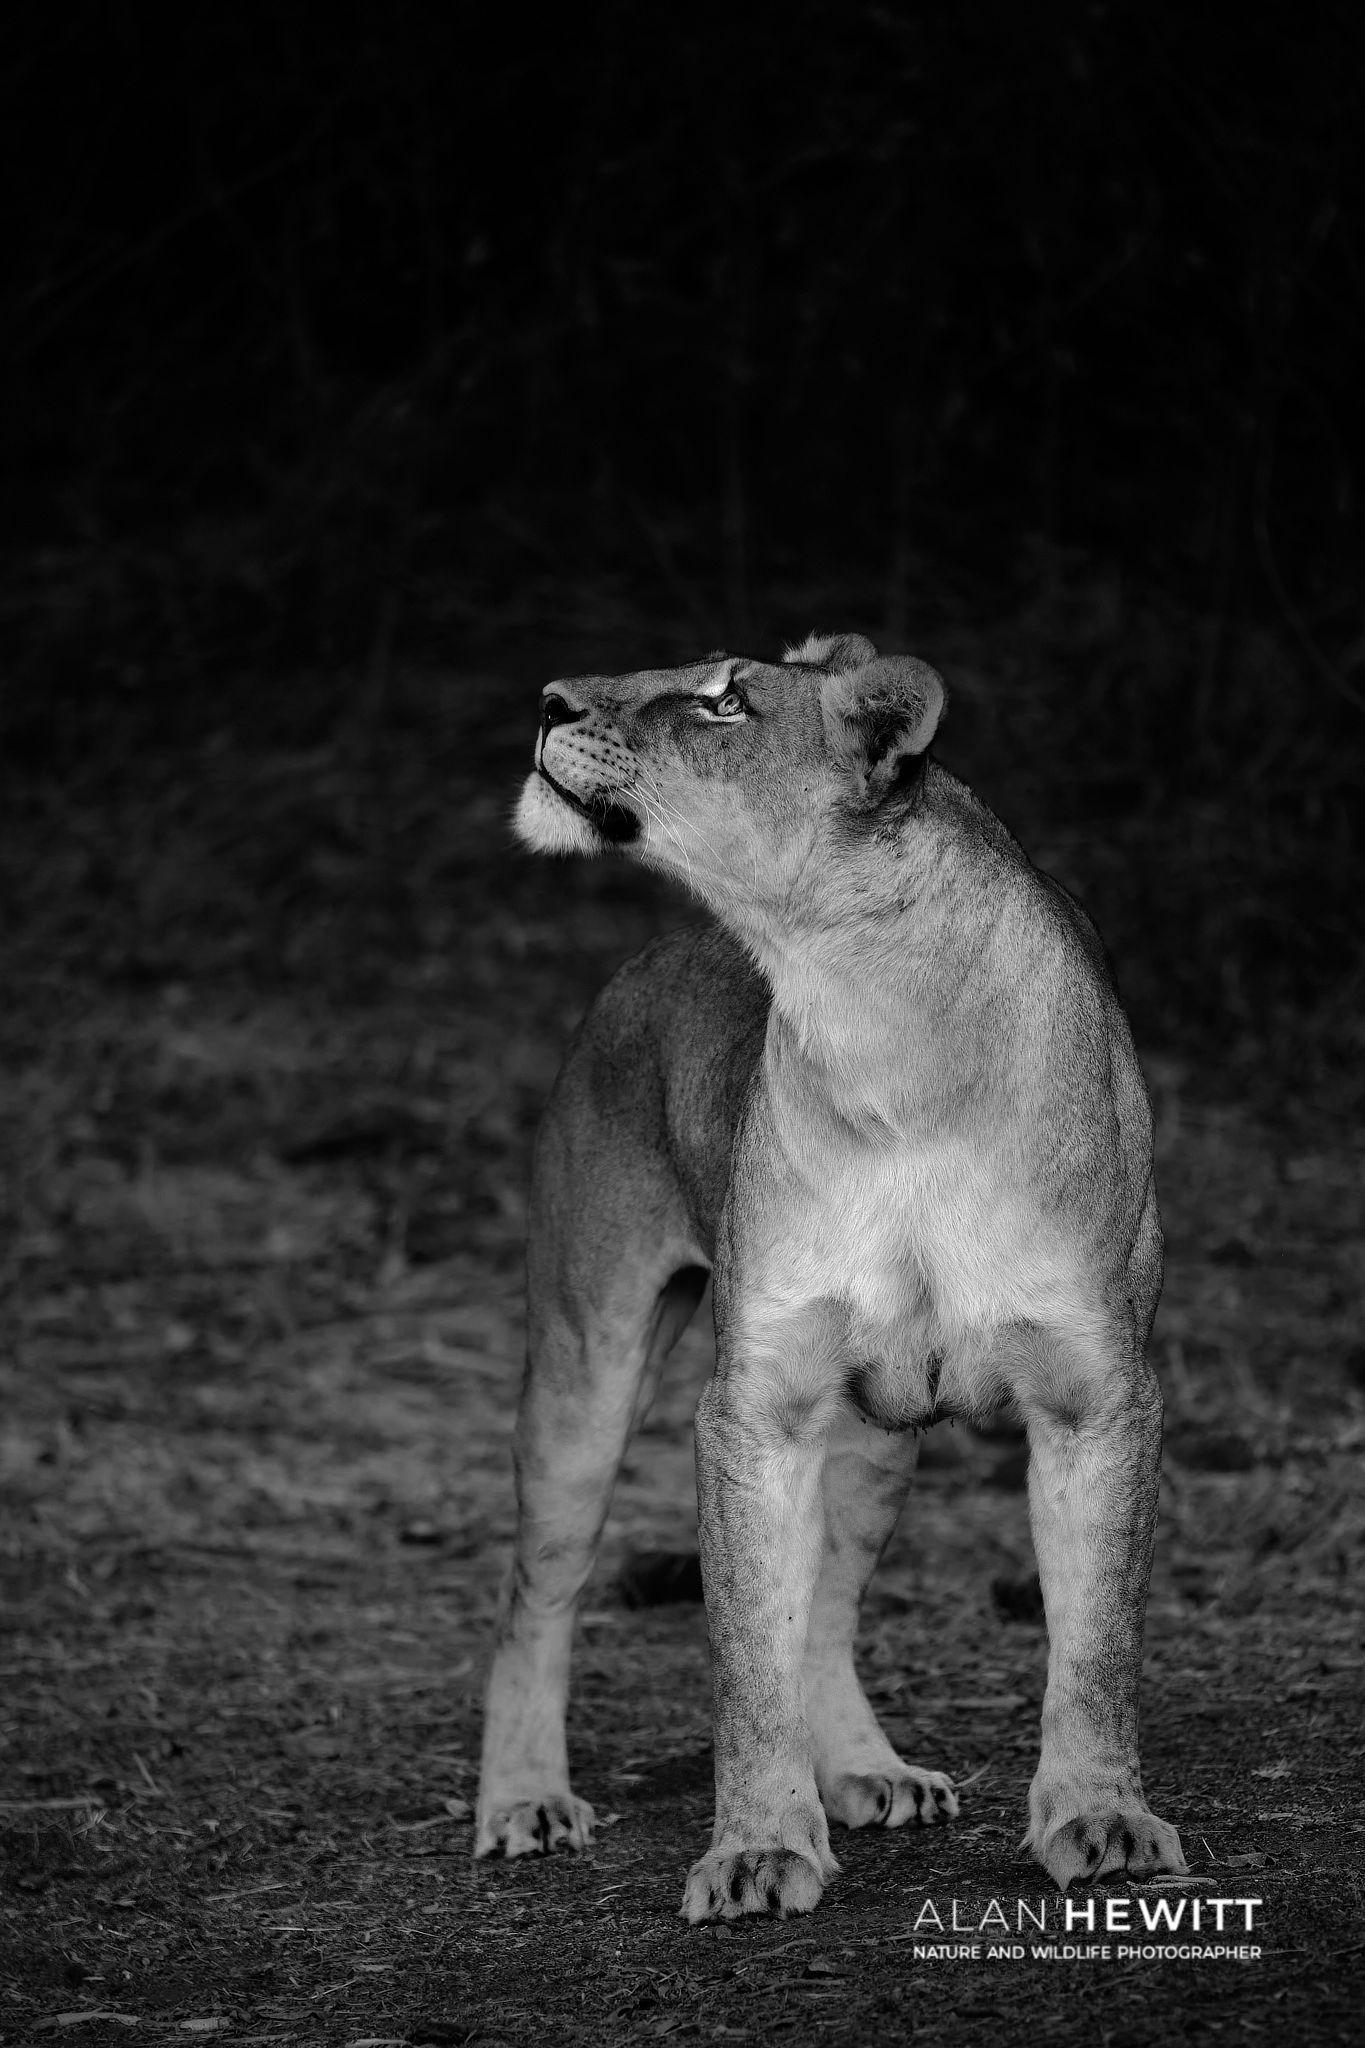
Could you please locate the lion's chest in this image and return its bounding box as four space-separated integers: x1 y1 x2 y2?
741 1134 1080 1424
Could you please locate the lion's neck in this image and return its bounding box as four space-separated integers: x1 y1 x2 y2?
724 778 1023 1108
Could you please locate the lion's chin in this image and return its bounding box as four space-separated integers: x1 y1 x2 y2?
513 773 640 854
514 773 602 854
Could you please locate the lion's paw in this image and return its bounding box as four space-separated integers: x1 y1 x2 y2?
822 1764 959 1831
681 1846 827 1923
474 1791 596 1859
1032 1807 1186 1891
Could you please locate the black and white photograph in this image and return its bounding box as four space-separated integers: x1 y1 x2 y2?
1 4 1361 2043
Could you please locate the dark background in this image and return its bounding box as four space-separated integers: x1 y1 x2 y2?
1 9 1363 2045
2 0 1363 1080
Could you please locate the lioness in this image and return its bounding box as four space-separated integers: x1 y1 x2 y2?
476 633 1185 1920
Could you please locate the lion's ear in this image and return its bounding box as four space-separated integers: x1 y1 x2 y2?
820 652 947 805
785 630 878 671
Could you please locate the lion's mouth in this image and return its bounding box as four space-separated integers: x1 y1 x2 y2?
536 767 641 847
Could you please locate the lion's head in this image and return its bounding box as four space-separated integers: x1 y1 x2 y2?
515 634 947 923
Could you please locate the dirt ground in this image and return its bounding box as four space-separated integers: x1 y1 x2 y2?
1 660 1362 2045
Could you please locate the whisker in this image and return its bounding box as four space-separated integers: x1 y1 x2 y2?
629 784 696 894
627 779 686 872
631 771 726 876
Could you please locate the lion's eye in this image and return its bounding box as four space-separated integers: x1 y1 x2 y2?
703 689 747 720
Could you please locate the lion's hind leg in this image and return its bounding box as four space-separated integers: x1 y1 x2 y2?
475 1251 707 1860
805 1409 959 1832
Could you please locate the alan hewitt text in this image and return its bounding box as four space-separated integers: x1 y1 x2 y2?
908 1894 1264 1963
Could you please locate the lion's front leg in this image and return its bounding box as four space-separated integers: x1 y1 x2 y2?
681 1319 841 1924
1023 1350 1186 1890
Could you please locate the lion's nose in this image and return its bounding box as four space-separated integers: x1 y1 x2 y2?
540 692 585 742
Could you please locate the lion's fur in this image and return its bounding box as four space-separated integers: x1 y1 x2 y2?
478 634 1185 1917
